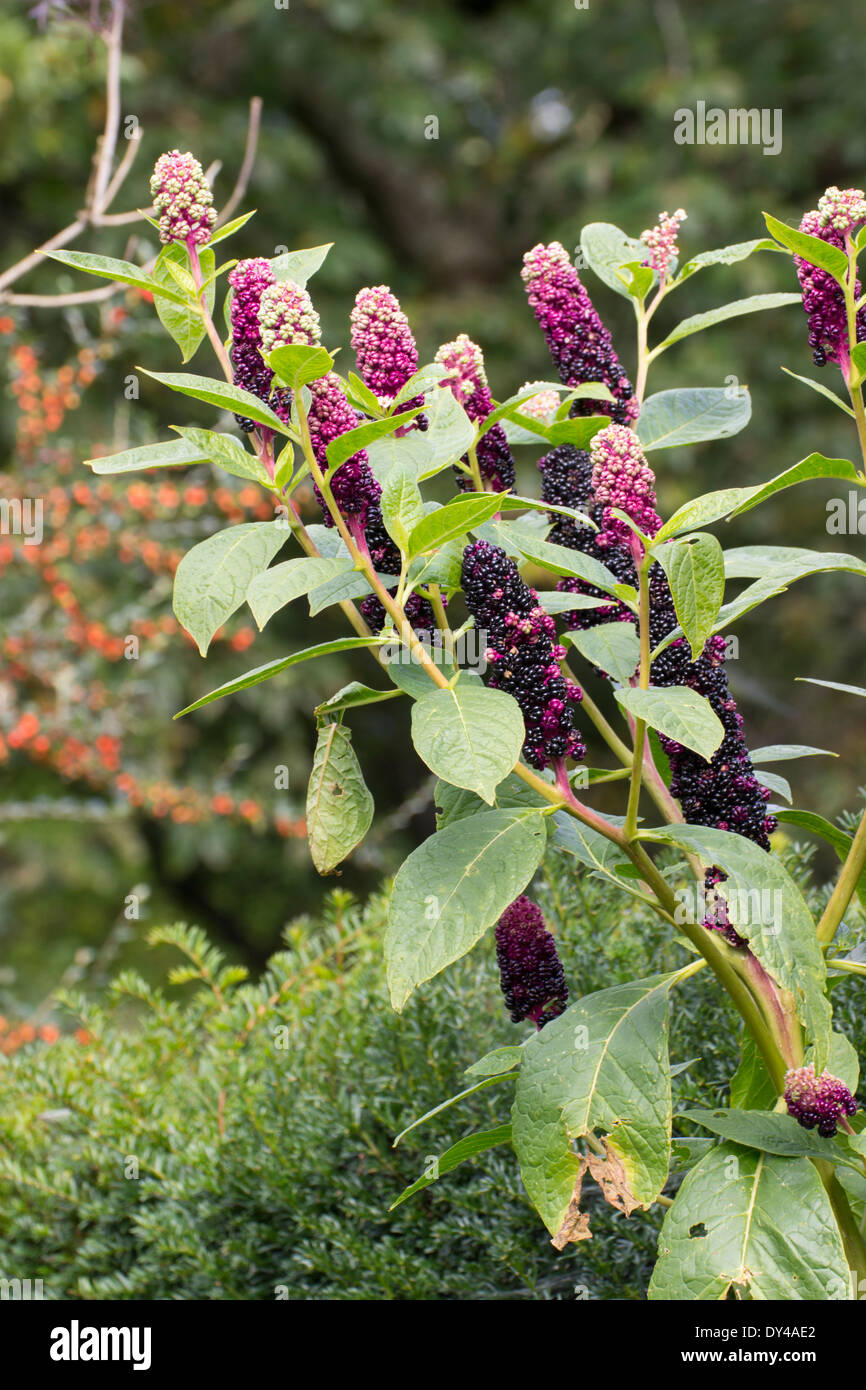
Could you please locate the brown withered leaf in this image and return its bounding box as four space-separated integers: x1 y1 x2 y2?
586 1139 642 1217
552 1157 593 1250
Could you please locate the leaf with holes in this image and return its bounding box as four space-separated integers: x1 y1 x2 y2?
306 721 374 874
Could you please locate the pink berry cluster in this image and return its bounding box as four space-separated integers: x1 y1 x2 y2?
435 334 514 492
589 423 661 547
784 1064 857 1138
350 285 419 401
640 208 687 279
149 150 216 248
495 895 569 1028
521 241 639 425
519 382 561 425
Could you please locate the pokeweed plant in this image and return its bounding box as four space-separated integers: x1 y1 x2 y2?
44 162 866 1301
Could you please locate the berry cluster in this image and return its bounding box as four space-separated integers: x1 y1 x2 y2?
350 285 420 403
589 422 662 548
640 208 687 281
149 150 216 248
521 241 639 425
495 895 569 1028
461 540 584 770
435 333 515 492
228 258 287 431
795 186 866 367
784 1064 858 1137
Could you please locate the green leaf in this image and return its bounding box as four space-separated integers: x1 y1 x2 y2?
750 744 837 763
850 342 866 390
781 366 856 417
465 1046 524 1078
754 769 792 804
324 408 425 472
380 465 424 552
651 293 801 357
84 438 209 474
551 813 643 898
306 722 374 874
639 824 831 1067
392 1075 513 1146
763 211 848 283
173 522 289 655
209 210 257 246
511 535 630 601
368 387 475 483
615 687 724 762
727 452 861 517
381 644 456 699
648 1144 850 1300
385 809 547 1011
138 368 288 434
410 684 524 804
773 809 866 910
434 770 550 829
565 625 639 686
637 387 752 451
314 682 404 718
729 1032 777 1110
247 556 351 629
675 238 780 283
537 590 613 616
654 533 725 661
345 371 384 417
174 637 386 716
724 544 866 584
389 1126 513 1210
270 242 333 287
796 677 866 699
390 363 444 407
580 222 648 299
307 567 385 616
265 344 334 391
42 249 186 304
656 486 760 541
169 426 270 483
680 1108 859 1167
152 244 214 362
512 975 677 1239
407 492 502 558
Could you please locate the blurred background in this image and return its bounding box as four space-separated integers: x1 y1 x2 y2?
2 0 865 1009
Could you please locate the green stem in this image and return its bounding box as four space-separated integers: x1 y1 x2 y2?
623 553 651 839
817 805 866 947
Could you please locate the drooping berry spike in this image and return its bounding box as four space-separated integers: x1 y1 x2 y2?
640 208 687 282
150 150 216 248
795 187 866 369
228 258 284 431
495 895 569 1028
521 241 639 425
589 422 662 548
435 334 515 493
461 539 584 770
784 1064 857 1137
350 286 419 401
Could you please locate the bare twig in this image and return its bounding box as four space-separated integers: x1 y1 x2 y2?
91 0 125 214
215 96 263 226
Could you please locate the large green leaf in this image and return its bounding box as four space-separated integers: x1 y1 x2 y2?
170 427 270 483
656 486 759 541
84 438 210 474
651 293 801 357
265 344 334 390
512 535 631 600
380 465 425 552
727 453 860 517
729 1031 777 1110
654 533 725 661
324 408 425 472
637 388 751 451
173 522 289 655
410 684 524 804
433 770 550 829
138 368 288 434
306 721 374 874
675 238 779 283
640 824 831 1066
580 222 648 299
270 242 333 287
724 544 866 584
680 1108 860 1167
152 244 214 362
385 809 547 1011
407 493 503 558
367 386 475 483
174 637 386 717
512 975 677 1240
649 1143 850 1300
615 687 724 761
565 624 639 686
43 249 186 303
763 211 848 283
247 556 351 629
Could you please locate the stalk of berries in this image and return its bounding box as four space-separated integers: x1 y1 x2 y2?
227 258 288 432
795 186 866 369
495 895 569 1028
350 286 425 428
784 1064 857 1137
521 241 639 425
149 150 216 249
640 209 687 284
461 539 584 770
435 334 515 493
